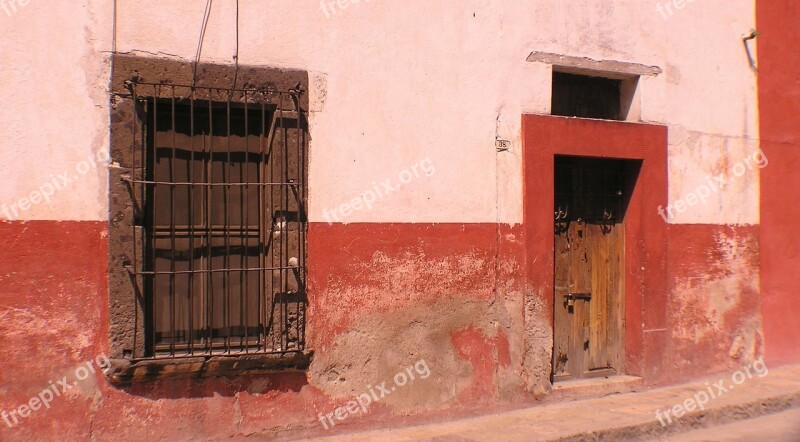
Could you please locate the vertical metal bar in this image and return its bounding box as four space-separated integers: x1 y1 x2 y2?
170 86 177 357
130 83 139 359
270 95 278 352
206 88 214 354
264 98 280 353
188 86 195 356
262 94 279 353
295 92 304 349
300 101 306 349
279 94 287 351
225 92 232 354
151 86 158 356
243 92 250 352
258 100 265 351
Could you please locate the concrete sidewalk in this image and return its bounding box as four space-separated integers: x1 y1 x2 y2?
308 365 800 441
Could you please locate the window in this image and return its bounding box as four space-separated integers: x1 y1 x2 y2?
551 72 623 120
108 56 309 368
528 51 657 122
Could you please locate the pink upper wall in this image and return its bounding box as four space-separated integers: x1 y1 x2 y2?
0 0 761 225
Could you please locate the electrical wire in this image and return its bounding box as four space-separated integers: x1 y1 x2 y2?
231 0 240 91
110 0 117 85
191 0 214 90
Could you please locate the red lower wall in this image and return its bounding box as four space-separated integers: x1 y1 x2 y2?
305 222 534 407
0 221 532 440
664 224 762 382
757 0 800 366
0 221 326 440
0 212 767 440
307 223 499 350
0 221 109 439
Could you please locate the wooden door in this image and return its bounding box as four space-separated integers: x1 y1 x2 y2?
552 157 626 382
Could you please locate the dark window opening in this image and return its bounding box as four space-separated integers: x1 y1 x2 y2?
554 156 641 225
126 84 307 359
551 72 623 120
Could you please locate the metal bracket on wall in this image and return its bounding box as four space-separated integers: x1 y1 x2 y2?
743 29 759 72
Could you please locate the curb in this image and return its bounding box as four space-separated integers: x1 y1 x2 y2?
554 389 800 441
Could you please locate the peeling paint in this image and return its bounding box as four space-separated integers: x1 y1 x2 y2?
667 225 763 379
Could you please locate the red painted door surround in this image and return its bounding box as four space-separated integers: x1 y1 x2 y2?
523 115 668 379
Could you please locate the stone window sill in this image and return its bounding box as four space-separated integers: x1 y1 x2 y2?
105 351 313 384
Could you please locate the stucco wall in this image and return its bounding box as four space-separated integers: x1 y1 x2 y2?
0 1 779 439
1 0 760 225
757 0 800 366
0 0 111 221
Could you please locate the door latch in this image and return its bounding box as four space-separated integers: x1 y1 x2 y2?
564 292 592 307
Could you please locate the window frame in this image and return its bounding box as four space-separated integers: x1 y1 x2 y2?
106 55 312 382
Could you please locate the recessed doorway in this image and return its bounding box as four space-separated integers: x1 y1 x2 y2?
552 156 641 382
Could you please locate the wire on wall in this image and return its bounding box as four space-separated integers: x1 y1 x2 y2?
231 0 240 91
191 0 214 90
110 0 117 81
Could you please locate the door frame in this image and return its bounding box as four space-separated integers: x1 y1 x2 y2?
522 115 668 382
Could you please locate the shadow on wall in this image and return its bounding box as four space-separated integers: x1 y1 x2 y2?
112 371 308 400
